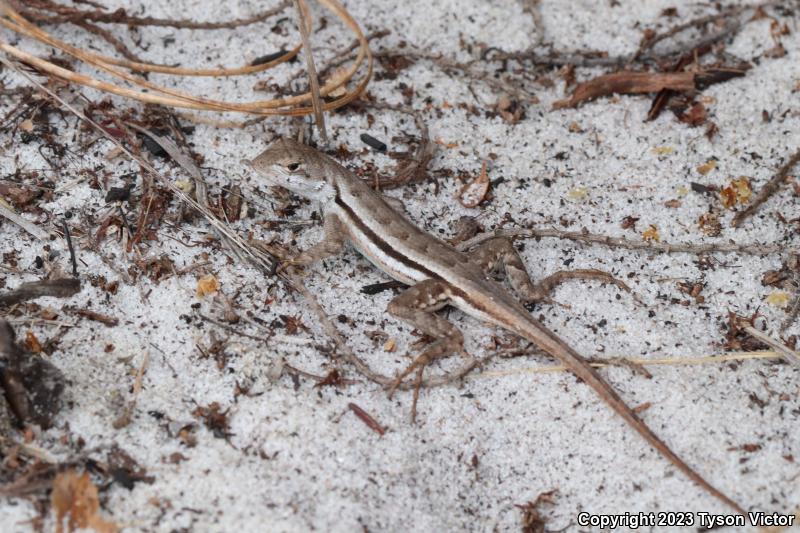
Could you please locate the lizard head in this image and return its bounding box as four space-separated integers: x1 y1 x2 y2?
246 137 336 203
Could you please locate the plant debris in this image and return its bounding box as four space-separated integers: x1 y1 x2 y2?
0 320 65 429
192 402 233 440
347 402 386 436
458 161 490 207
196 274 220 298
516 490 558 533
51 470 118 533
0 278 80 307
554 69 746 110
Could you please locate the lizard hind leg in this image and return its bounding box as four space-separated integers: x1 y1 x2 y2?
471 237 635 306
471 237 543 302
531 269 636 306
386 279 465 421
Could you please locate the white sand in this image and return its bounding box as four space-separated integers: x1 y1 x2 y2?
0 0 798 531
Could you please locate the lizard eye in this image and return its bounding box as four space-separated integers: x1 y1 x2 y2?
286 162 301 172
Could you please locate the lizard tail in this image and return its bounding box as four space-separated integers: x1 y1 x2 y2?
515 315 747 515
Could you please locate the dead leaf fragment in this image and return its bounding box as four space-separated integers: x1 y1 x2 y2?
732 177 752 203
383 338 396 352
720 177 752 208
196 274 220 297
517 489 557 533
496 96 525 123
698 213 722 236
192 402 232 439
652 146 674 156
697 160 717 175
434 137 459 149
568 121 583 133
642 225 660 242
566 186 588 201
52 470 118 533
0 183 40 208
24 330 42 353
458 161 490 208
620 216 639 230
679 102 707 126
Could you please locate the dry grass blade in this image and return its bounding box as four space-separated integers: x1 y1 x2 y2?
0 0 373 117
294 0 327 141
0 201 49 240
0 3 300 77
124 123 202 181
738 324 800 367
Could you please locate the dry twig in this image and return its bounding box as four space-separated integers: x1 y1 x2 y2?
732 147 800 227
475 350 784 379
457 227 790 256
13 0 291 30
113 351 150 428
0 278 80 307
554 69 745 109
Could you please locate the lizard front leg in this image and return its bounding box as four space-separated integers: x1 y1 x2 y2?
280 214 346 271
386 279 465 420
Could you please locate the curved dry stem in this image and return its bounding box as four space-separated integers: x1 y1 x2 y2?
1 6 301 76
0 0 373 116
10 0 291 30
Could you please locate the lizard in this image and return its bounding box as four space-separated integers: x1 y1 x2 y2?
247 136 746 514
